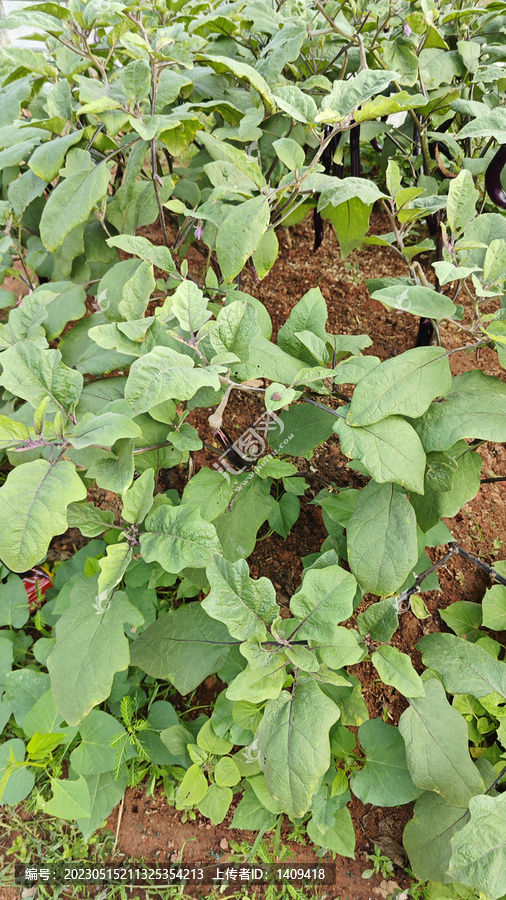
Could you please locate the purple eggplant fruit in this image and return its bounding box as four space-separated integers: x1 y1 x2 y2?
485 144 506 209
350 124 361 177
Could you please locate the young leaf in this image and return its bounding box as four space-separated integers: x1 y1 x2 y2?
290 565 357 641
446 169 479 234
347 482 418 596
255 677 340 818
371 283 457 319
121 469 154 524
403 790 471 884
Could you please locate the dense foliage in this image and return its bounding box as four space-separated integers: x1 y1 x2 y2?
1 0 506 897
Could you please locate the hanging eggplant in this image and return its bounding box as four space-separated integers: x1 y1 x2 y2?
350 123 361 177
313 128 343 252
485 144 506 209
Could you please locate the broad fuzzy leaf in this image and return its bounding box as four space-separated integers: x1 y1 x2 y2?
141 505 221 573
255 677 340 818
417 632 506 699
351 719 422 806
0 344 83 415
204 556 278 639
125 347 222 415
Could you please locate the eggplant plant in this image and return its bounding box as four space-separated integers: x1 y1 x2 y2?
1 2 506 898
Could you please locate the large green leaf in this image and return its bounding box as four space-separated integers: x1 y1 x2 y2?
70 710 128 776
449 793 506 899
204 556 278 639
351 719 422 806
130 603 236 694
347 347 452 426
417 633 506 699
403 790 470 883
0 344 83 416
333 410 426 493
210 300 260 360
0 574 29 628
347 482 418 596
270 403 336 457
215 476 271 562
29 130 83 181
371 283 457 319
44 776 91 820
125 347 222 415
371 645 425 698
196 55 275 116
446 169 479 234
413 370 506 450
398 679 485 806
39 162 110 252
289 565 357 641
0 460 86 572
140 505 220 574
409 440 482 532
47 585 142 725
277 287 327 362
255 677 340 818
0 739 34 805
181 468 234 522
216 196 271 281
68 413 142 449
77 768 128 842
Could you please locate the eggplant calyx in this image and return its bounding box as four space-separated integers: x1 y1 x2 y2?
485 144 506 210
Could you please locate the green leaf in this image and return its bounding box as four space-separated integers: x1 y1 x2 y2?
141 505 220 574
457 107 506 143
449 793 506 899
355 90 426 123
356 596 399 642
231 784 278 830
0 460 86 572
176 764 208 808
215 476 271 562
181 468 233 522
414 370 506 450
67 502 115 537
130 603 235 694
440 601 482 641
39 163 110 252
210 300 260 360
77 769 128 842
0 574 29 628
70 710 127 776
371 283 457 319
307 807 355 858
320 196 374 258
447 170 479 234
97 543 133 601
121 469 154 524
251 229 278 281
371 645 425 698
347 482 418 596
197 782 233 825
0 739 34 804
403 790 470 883
0 344 83 416
106 234 175 273
216 196 271 281
69 413 142 449
196 55 275 116
409 441 482 532
273 138 305 170
255 677 340 818
398 678 485 806
47 586 135 725
483 582 506 631
277 287 327 362
333 410 426 494
29 131 83 181
382 37 418 85
417 633 506 699
347 348 451 426
118 259 155 320
322 70 399 118
170 281 211 334
204 556 278 640
195 131 265 189
0 416 30 450
272 85 318 123
270 404 336 458
351 719 422 806
125 347 221 415
226 661 286 703
268 493 300 538
290 565 357 641
44 776 91 820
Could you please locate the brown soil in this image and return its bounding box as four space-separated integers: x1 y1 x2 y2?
2 209 505 900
